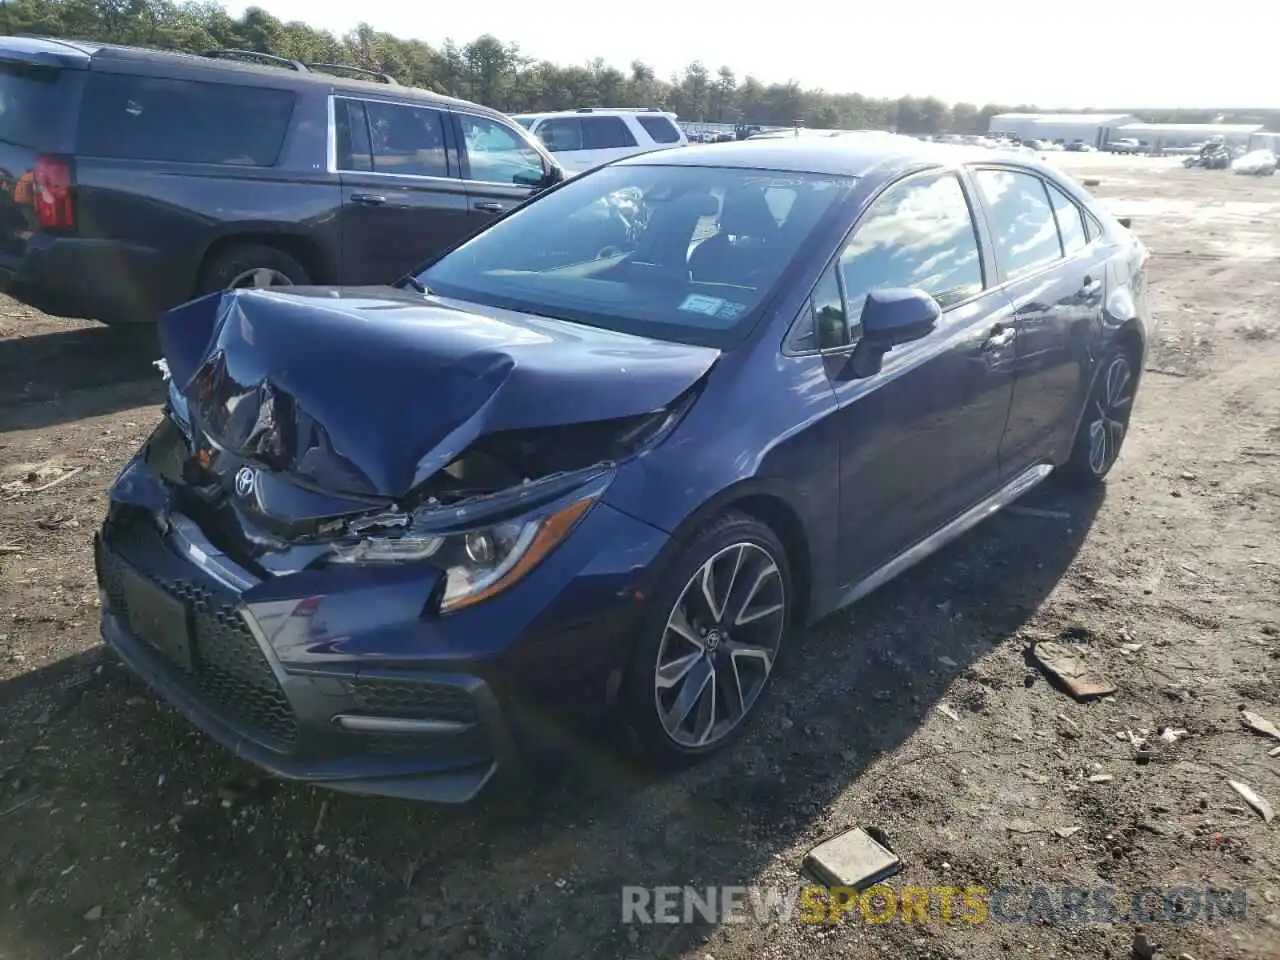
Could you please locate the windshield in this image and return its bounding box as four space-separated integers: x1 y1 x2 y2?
417 163 854 346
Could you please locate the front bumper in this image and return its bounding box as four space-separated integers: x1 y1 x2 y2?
95 473 668 802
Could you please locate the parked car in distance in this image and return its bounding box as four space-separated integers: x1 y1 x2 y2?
98 135 1151 802
1065 140 1096 152
510 107 687 174
0 35 563 326
1104 138 1142 154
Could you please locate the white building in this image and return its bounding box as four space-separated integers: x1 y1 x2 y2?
1115 122 1264 149
987 112 1137 147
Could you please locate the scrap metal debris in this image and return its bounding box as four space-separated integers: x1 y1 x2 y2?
1032 640 1118 700
1241 710 1280 742
1227 780 1274 823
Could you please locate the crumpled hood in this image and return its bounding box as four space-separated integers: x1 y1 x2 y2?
158 287 718 499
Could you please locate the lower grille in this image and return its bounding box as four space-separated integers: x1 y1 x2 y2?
350 677 480 726
98 537 298 749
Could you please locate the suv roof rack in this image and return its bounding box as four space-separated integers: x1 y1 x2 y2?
574 106 663 114
304 62 399 85
200 49 308 71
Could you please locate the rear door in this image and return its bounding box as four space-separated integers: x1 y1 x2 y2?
531 117 589 173
970 167 1106 475
453 111 550 231
334 96 471 284
579 115 640 166
0 52 82 267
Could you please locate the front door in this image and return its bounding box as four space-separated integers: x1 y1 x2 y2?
822 170 1017 584
334 97 472 284
453 111 546 231
969 168 1106 475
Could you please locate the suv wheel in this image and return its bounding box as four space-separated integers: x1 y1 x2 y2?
622 512 791 768
198 244 311 295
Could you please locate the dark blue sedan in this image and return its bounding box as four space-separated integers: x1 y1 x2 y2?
96 136 1152 801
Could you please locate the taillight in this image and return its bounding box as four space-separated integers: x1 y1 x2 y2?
32 155 74 230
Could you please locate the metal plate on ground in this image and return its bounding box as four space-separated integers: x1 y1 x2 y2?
120 566 193 673
803 827 902 890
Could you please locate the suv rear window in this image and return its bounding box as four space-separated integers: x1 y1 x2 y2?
0 62 69 149
637 115 681 144
77 74 295 166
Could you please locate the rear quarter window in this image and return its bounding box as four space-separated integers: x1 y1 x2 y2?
0 62 71 150
77 73 295 166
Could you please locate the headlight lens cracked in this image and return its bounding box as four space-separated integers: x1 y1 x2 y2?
328 493 597 613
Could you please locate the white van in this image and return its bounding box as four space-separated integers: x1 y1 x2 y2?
510 108 687 174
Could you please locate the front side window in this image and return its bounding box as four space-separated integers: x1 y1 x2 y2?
973 168 1062 278
458 113 545 186
581 116 637 149
78 74 295 166
419 164 853 346
838 172 984 321
536 118 583 153
364 101 449 178
637 115 682 144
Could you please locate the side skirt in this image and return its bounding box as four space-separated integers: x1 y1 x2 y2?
835 463 1054 611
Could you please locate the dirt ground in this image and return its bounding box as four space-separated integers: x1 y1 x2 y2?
1 156 1279 960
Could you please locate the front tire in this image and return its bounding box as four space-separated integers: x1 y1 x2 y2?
621 512 792 768
1061 344 1138 485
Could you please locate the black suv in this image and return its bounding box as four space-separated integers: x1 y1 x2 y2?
0 36 564 326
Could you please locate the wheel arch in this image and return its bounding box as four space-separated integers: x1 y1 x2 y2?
637 478 817 630
194 229 333 295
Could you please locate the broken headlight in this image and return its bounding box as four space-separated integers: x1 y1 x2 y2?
328 490 600 613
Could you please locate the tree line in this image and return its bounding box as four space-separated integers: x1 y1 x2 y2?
1 0 1275 133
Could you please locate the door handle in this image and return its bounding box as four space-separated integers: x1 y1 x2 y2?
473 201 505 213
982 325 1017 351
350 193 386 206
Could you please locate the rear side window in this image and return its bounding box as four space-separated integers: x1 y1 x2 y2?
1045 181 1088 256
0 62 68 149
78 73 294 166
536 118 582 152
581 116 636 149
973 169 1062 278
839 172 984 317
637 115 682 144
363 100 449 178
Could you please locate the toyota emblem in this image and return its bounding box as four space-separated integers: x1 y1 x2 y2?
234 466 257 499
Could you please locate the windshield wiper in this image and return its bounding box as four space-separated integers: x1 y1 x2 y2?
401 276 431 295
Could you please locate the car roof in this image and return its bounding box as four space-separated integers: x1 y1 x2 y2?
512 109 678 120
0 35 499 115
617 133 970 178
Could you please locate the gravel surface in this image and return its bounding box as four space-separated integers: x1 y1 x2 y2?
1 157 1278 960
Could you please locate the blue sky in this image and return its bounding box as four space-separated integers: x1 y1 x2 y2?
230 0 1272 109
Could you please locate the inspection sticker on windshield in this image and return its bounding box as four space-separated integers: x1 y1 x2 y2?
678 294 747 322
678 294 727 317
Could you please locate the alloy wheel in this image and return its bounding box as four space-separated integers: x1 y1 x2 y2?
1087 354 1134 476
654 542 787 748
228 267 296 290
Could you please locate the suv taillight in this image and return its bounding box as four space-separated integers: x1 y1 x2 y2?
32 155 74 230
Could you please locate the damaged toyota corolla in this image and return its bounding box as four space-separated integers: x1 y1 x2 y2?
96 137 1151 801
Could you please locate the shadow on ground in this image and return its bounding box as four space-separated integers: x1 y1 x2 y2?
0 326 163 432
0 483 1104 960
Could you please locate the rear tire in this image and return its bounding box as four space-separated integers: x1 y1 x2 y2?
620 512 792 769
196 243 311 295
1060 344 1138 486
